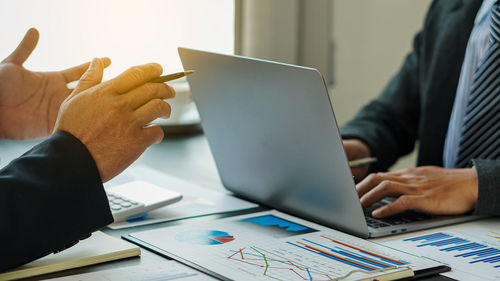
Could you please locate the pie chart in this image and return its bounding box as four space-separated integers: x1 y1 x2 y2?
175 230 235 245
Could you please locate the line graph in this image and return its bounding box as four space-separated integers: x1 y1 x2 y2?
225 235 409 281
227 246 335 281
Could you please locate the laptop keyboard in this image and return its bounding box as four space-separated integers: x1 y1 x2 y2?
364 202 435 229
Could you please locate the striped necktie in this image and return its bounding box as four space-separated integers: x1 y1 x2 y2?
456 5 500 168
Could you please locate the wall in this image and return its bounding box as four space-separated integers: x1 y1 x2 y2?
330 0 432 169
236 0 333 82
0 0 234 79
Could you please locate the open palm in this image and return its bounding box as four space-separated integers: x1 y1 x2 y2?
0 28 106 139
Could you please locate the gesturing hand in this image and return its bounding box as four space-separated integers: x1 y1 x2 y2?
54 58 175 182
0 28 109 139
357 166 479 218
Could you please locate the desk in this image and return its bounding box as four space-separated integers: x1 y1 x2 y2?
0 134 453 280
0 133 222 192
0 133 227 280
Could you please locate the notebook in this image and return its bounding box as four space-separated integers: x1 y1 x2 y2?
0 231 140 281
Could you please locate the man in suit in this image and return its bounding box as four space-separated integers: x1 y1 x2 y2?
0 28 174 270
341 0 500 218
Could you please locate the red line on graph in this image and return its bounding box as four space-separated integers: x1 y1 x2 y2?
229 256 302 270
338 250 392 267
231 259 266 268
289 268 308 280
228 248 244 259
320 235 406 265
283 259 331 277
230 258 309 280
227 248 335 280
296 241 378 270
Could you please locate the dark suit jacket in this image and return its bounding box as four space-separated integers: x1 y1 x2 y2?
340 0 500 215
0 131 113 271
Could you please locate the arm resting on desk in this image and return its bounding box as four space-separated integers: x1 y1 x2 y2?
0 131 113 271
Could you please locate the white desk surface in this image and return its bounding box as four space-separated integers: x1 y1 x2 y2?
0 133 222 192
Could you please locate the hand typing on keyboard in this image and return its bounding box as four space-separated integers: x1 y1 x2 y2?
356 166 478 219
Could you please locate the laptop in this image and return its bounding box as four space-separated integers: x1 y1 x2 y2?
178 47 479 238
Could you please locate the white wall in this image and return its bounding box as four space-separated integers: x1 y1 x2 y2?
236 0 333 82
330 0 432 169
0 0 234 80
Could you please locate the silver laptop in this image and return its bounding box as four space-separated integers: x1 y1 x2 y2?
178 47 479 238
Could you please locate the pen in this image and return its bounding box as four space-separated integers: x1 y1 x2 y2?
149 70 194 83
348 157 377 168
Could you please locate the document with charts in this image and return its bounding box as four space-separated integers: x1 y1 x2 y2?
375 218 500 281
126 210 446 281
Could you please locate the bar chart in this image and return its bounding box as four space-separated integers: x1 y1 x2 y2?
381 227 500 281
404 232 500 268
287 236 408 271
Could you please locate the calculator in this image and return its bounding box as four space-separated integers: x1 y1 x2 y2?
106 181 182 222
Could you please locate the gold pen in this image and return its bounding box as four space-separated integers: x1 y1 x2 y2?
348 157 377 168
149 70 194 83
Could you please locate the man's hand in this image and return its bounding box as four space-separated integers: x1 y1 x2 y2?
343 139 371 182
0 28 110 139
357 166 479 218
54 58 175 182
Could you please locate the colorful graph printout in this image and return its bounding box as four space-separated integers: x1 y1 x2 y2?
129 210 443 281
225 235 410 280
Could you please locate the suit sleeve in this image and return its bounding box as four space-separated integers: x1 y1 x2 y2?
473 159 500 216
339 31 422 172
0 131 113 271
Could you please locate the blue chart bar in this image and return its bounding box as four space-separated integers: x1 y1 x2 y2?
442 242 487 252
287 242 375 271
302 239 394 268
456 248 500 258
417 237 469 247
404 232 500 270
470 255 500 264
287 238 407 272
404 232 453 242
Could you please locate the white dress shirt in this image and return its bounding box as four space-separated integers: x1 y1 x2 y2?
443 0 496 168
